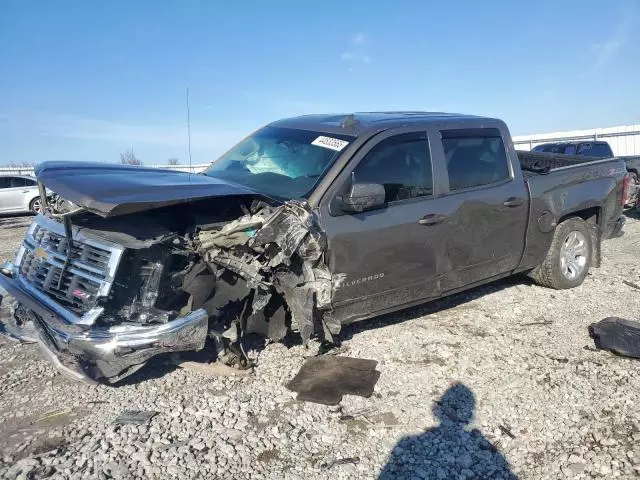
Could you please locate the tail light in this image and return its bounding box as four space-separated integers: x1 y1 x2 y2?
622 173 630 207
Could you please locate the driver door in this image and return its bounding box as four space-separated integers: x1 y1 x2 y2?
319 129 450 324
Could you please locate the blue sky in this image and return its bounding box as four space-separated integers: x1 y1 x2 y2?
1 0 639 165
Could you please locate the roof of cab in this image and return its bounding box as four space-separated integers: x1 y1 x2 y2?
269 112 497 136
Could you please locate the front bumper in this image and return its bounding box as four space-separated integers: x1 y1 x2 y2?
0 263 209 383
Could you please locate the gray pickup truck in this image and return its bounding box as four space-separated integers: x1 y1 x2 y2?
0 112 629 383
532 140 640 208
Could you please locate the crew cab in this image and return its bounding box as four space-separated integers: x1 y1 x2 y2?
0 113 629 383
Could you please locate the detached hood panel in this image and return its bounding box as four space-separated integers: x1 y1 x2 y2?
35 161 267 217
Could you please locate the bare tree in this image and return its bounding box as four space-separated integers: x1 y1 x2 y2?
120 148 142 165
167 158 180 166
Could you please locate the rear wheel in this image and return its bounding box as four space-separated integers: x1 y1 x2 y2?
628 172 639 208
29 197 43 215
531 217 592 289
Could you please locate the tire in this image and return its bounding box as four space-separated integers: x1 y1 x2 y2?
29 197 43 215
530 217 592 289
628 172 639 208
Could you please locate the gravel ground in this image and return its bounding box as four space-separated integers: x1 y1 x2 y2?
2 214 640 479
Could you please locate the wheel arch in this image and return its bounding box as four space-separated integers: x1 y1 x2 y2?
558 206 601 268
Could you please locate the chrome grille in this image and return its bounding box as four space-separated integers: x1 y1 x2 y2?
16 215 124 323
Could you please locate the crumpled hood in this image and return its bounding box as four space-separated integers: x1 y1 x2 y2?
35 161 269 217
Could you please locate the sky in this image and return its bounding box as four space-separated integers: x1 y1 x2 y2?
1 0 639 165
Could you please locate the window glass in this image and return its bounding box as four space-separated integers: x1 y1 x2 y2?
0 177 10 189
441 129 510 191
578 143 612 157
9 177 28 188
352 134 432 203
204 126 354 199
23 178 36 186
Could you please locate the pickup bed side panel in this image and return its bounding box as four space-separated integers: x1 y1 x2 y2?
519 161 625 270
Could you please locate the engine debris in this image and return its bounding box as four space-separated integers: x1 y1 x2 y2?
197 200 333 345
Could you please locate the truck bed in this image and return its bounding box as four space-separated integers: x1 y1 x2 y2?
517 150 608 173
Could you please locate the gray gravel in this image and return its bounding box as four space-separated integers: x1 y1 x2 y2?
2 214 640 479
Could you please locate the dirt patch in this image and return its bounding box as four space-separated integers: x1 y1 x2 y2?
257 448 280 463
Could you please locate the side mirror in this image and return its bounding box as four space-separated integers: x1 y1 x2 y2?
338 182 386 213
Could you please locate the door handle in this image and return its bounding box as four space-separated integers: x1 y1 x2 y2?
503 197 524 208
419 214 447 226
21 190 30 193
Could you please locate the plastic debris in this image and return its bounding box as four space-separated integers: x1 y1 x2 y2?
589 317 640 358
286 356 381 405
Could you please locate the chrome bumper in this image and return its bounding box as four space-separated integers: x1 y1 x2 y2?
0 263 209 383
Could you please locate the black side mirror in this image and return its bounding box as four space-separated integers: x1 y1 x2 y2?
339 182 386 213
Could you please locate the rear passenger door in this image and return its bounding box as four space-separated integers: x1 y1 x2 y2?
432 127 528 291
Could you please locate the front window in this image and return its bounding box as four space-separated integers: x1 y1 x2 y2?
204 126 354 199
352 134 433 203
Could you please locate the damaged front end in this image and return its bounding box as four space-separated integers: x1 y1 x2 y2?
0 175 335 383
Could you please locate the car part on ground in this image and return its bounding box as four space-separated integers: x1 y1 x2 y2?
112 410 158 426
589 317 640 358
286 355 381 405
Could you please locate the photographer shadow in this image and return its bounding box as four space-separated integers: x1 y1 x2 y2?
380 383 518 479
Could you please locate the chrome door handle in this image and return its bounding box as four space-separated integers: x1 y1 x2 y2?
503 197 523 207
419 214 447 226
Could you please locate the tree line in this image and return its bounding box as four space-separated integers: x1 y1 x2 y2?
119 148 179 166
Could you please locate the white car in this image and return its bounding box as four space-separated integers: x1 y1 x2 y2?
0 175 43 214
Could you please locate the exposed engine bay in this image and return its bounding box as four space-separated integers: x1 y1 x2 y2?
2 187 337 383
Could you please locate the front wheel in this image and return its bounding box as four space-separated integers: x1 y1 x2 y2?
530 217 592 289
29 197 43 215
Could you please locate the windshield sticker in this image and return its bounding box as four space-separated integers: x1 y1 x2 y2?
311 136 349 152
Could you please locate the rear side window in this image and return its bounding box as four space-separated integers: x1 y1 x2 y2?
0 177 10 189
577 143 612 157
9 177 28 188
352 133 432 203
441 128 510 191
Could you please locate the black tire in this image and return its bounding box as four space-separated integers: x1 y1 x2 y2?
530 217 592 289
29 197 43 215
